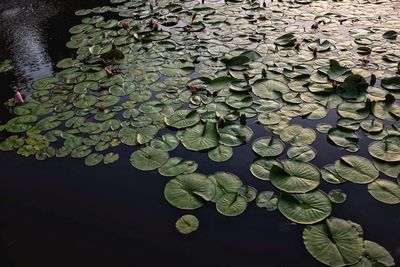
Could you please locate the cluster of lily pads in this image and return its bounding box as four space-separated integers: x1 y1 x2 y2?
0 0 399 265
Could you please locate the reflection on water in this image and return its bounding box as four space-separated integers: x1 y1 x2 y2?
0 0 58 90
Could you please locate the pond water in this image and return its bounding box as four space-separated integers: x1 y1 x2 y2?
0 0 399 266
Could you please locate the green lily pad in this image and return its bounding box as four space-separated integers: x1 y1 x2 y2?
208 145 233 162
368 136 400 162
352 240 395 267
328 189 347 204
150 134 179 151
252 136 285 158
130 147 169 171
328 128 359 152
368 179 400 204
250 158 282 181
85 153 104 166
335 155 378 184
303 218 364 267
181 122 219 151
278 190 332 224
165 110 201 129
381 77 400 91
287 146 316 162
218 124 253 147
280 125 316 147
252 79 288 99
209 172 243 201
176 215 199 234
256 191 278 211
270 160 321 193
216 192 248 217
164 173 216 210
104 152 119 164
158 157 198 177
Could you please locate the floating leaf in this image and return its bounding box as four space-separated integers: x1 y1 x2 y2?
104 152 119 164
176 215 199 234
150 134 179 151
335 155 378 184
269 160 321 193
85 153 104 166
368 179 400 204
218 124 253 147
208 145 233 162
165 110 201 129
353 240 395 267
250 159 282 181
181 122 219 151
216 193 248 217
303 218 364 267
158 157 198 177
368 136 400 162
328 189 347 204
130 147 169 171
280 125 316 147
164 173 215 210
256 191 278 211
287 146 316 162
252 136 285 158
278 190 332 224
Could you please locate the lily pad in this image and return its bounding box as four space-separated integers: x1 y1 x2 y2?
335 155 379 184
252 136 285 158
278 190 332 224
269 160 321 193
208 145 233 162
181 122 219 151
280 125 316 147
256 191 278 211
164 173 216 210
176 215 199 234
158 157 198 177
303 218 364 267
368 179 400 204
328 189 347 204
130 147 169 171
368 136 400 162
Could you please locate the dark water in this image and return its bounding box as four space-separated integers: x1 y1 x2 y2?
0 1 399 266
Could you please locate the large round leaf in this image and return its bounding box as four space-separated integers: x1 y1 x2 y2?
280 125 316 146
181 122 219 151
278 190 332 224
164 173 216 210
208 172 243 201
252 136 285 157
303 218 364 267
352 240 395 267
216 192 248 217
368 179 400 204
158 157 198 177
165 110 200 129
335 156 378 184
368 136 400 162
256 191 278 211
218 124 253 147
130 147 169 171
269 160 321 193
252 79 288 99
150 134 179 151
208 145 233 162
250 158 282 181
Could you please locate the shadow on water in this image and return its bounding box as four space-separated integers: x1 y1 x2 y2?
0 0 399 267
